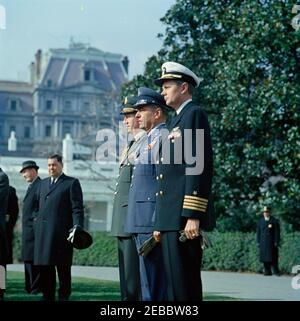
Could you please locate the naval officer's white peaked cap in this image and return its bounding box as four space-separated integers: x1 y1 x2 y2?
155 61 201 88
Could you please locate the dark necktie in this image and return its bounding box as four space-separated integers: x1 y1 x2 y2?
50 179 55 189
26 183 32 196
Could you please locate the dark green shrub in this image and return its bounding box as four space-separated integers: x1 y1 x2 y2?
12 231 300 274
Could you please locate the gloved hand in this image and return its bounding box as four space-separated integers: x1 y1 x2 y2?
67 225 82 243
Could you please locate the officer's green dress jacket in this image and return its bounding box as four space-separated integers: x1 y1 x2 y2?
111 132 147 237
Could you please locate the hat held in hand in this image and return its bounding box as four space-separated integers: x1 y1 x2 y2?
67 225 93 250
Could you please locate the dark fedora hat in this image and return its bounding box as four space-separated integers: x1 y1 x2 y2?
20 160 39 173
67 225 93 250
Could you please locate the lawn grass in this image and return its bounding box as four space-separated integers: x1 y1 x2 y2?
4 271 236 301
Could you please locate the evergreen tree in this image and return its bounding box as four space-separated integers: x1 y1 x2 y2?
122 0 300 231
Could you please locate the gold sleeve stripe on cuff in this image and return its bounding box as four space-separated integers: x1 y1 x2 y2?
183 200 207 209
183 200 207 207
183 199 208 206
183 205 206 212
184 195 208 203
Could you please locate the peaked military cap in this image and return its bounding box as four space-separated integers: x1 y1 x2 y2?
135 87 172 111
155 61 201 88
20 160 39 173
120 96 138 115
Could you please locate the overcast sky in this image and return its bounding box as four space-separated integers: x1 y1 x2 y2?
0 0 176 82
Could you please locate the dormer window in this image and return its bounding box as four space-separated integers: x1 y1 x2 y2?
10 100 17 111
47 79 52 87
81 62 95 82
84 70 91 82
8 98 20 111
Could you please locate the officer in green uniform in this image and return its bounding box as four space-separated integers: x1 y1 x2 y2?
153 62 215 301
111 96 146 301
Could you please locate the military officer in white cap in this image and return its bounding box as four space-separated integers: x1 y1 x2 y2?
153 61 215 301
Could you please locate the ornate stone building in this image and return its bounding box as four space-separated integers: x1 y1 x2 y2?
0 41 129 157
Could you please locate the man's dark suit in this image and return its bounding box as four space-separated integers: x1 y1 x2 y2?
6 186 19 264
34 174 84 300
0 168 9 265
154 101 214 301
22 177 41 293
111 133 146 301
0 168 9 299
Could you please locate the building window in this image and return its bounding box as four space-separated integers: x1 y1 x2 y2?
84 70 91 81
45 125 52 137
24 126 30 138
62 121 73 138
0 125 3 138
46 100 52 111
65 100 72 111
10 100 17 111
83 102 91 113
47 79 52 87
9 125 16 134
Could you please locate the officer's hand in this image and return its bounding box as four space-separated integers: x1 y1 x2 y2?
153 231 161 243
184 219 200 240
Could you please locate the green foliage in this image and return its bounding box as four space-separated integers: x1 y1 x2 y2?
12 231 118 267
202 230 300 274
73 232 118 266
12 231 300 274
122 0 300 231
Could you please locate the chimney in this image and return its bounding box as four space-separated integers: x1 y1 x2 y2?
35 49 42 81
122 56 129 75
29 61 35 84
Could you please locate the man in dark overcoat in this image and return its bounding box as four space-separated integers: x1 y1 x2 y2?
153 62 215 301
34 154 84 301
111 96 145 301
0 167 9 300
257 206 280 276
20 160 41 293
5 185 19 265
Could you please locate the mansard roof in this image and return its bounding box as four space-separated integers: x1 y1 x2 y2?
39 44 128 90
0 80 33 93
0 81 33 113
